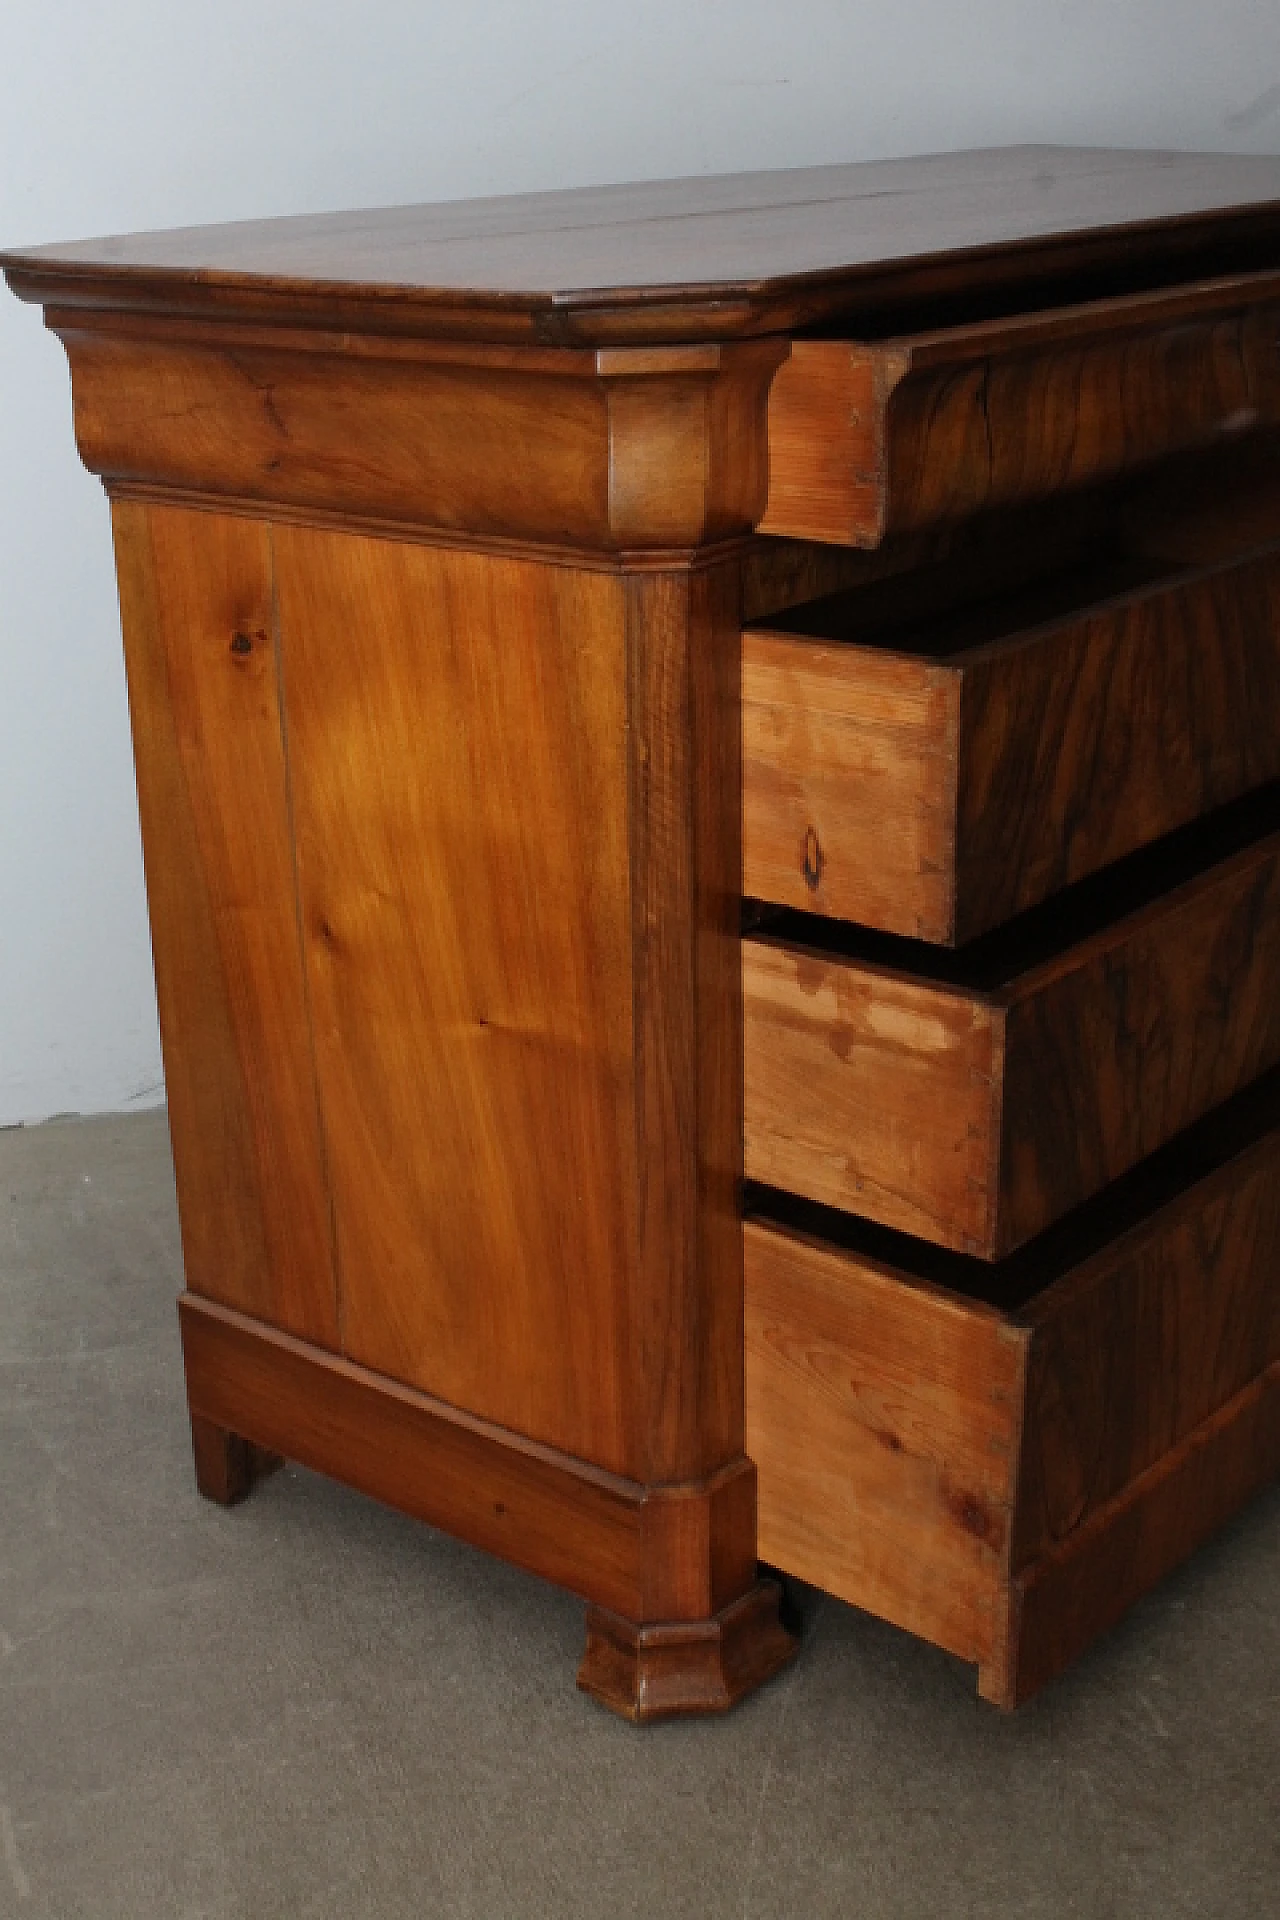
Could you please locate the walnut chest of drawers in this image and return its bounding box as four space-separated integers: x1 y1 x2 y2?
6 147 1279 1720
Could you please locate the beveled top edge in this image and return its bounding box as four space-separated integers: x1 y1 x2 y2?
7 147 1280 346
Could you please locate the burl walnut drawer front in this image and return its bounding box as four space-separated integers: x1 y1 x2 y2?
743 800 1280 1258
759 277 1280 548
744 1077 1280 1707
744 543 1280 943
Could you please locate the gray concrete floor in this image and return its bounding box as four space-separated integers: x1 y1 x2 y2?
0 1111 1276 1920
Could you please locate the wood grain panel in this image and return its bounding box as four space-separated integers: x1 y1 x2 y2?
271 527 639 1472
111 501 339 1344
73 330 610 543
889 309 1272 537
745 819 1280 1255
745 1217 1025 1667
745 543 1280 940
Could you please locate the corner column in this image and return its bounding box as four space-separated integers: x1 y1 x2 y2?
580 341 795 1715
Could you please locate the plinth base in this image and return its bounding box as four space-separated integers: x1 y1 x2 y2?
578 1582 798 1723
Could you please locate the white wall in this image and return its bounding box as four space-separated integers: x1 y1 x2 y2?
3 1 1280 1125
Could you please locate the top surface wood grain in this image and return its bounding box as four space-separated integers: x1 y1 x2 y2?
8 148 1280 344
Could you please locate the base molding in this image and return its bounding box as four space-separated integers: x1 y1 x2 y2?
178 1293 785 1718
578 1582 798 1722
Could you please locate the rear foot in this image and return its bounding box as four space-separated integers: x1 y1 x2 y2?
189 1412 283 1506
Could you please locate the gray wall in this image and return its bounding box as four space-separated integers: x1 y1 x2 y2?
3 0 1280 1123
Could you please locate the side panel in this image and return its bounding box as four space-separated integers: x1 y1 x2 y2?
744 1218 1024 1668
742 938 1000 1253
272 528 640 1474
111 501 339 1345
742 630 959 940
758 343 885 546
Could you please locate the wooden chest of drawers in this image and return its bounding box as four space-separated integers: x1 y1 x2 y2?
5 147 1279 1721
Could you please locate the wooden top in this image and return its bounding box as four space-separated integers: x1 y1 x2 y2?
8 147 1280 345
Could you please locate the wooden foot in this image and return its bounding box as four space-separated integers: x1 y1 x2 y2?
189 1411 283 1506
577 1580 798 1723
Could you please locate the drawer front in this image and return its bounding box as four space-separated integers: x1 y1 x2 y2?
744 819 1280 1257
745 1079 1280 1703
760 281 1280 547
744 544 1280 943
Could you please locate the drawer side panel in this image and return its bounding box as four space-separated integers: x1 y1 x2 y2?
745 1219 1025 1668
743 631 959 939
743 940 999 1252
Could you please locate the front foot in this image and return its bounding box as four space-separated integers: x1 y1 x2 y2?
577 1579 798 1723
189 1412 283 1506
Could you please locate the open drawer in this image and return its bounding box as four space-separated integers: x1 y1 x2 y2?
744 794 1280 1256
759 275 1280 547
743 541 1280 943
745 1073 1280 1706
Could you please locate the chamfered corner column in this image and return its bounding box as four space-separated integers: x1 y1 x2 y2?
575 341 797 1718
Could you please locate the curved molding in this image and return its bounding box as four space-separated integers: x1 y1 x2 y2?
47 310 787 553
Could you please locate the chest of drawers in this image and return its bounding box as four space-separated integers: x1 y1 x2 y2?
6 147 1279 1720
